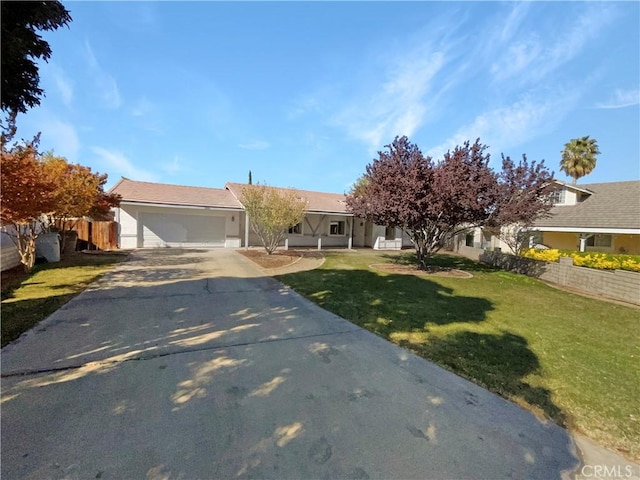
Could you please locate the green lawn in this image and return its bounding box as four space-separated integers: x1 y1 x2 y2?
1 252 128 347
276 250 640 460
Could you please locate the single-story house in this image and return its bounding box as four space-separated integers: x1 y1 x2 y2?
461 180 640 255
111 178 244 249
110 178 411 250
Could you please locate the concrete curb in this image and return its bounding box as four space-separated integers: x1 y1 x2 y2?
572 434 640 480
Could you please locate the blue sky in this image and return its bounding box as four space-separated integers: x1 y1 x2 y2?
15 1 640 193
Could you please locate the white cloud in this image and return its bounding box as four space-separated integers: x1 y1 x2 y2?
490 4 616 84
496 2 532 43
39 119 80 161
490 37 542 81
91 147 157 182
333 48 447 151
596 88 640 109
427 92 579 161
238 140 270 150
48 64 73 108
162 156 185 173
84 41 122 109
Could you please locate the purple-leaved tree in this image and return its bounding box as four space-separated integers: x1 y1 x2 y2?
347 136 554 268
490 154 555 255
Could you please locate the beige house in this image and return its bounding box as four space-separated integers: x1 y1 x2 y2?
110 178 244 249
461 180 640 255
110 178 409 250
532 180 640 254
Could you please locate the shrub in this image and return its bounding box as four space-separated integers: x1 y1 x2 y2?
523 249 640 272
523 248 560 263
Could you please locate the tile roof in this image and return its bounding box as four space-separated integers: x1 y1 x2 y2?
534 181 640 230
225 183 350 214
109 178 242 209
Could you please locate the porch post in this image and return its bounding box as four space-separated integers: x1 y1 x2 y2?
578 233 592 253
244 213 250 250
349 217 353 249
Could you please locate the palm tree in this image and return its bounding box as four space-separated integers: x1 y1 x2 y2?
560 136 600 184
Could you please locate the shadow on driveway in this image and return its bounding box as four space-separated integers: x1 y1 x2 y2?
1 248 580 479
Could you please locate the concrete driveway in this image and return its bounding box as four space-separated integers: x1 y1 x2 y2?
2 249 580 479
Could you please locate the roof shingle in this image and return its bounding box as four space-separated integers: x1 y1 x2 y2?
225 183 349 214
109 178 242 209
534 181 640 230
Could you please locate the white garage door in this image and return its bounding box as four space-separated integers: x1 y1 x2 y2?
140 212 226 247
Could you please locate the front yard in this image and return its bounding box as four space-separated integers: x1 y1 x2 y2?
275 250 640 461
1 252 128 347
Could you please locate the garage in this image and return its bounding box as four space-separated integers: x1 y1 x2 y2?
110 178 244 249
140 212 227 247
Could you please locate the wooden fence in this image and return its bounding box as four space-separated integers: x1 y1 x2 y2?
57 219 118 251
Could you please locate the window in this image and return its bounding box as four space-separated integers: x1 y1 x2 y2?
329 221 345 235
528 231 543 248
385 226 396 240
288 222 302 235
549 188 566 205
586 234 612 248
465 233 474 247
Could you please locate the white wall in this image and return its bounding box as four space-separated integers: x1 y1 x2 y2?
117 206 138 249
372 225 405 250
1 232 21 271
117 204 241 248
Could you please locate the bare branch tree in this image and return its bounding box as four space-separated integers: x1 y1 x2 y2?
240 183 307 255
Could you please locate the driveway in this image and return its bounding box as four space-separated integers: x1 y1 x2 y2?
2 249 579 479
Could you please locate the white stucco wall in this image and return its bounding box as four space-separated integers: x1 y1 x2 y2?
117 204 241 248
116 206 139 249
1 232 21 271
372 225 406 250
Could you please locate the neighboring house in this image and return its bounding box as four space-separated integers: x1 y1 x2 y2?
460 180 640 255
110 178 409 250
533 180 640 254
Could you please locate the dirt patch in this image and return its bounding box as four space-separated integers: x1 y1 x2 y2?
237 249 303 269
370 263 473 278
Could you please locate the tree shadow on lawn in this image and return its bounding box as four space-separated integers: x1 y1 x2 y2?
404 330 568 427
277 267 567 428
1 293 77 347
380 251 498 273
280 268 494 334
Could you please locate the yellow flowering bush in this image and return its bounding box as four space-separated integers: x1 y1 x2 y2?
523 249 640 272
523 248 560 262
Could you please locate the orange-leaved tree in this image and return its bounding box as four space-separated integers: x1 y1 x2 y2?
41 152 121 250
1 129 56 271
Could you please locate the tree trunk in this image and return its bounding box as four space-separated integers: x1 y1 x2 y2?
18 232 36 273
414 240 429 270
